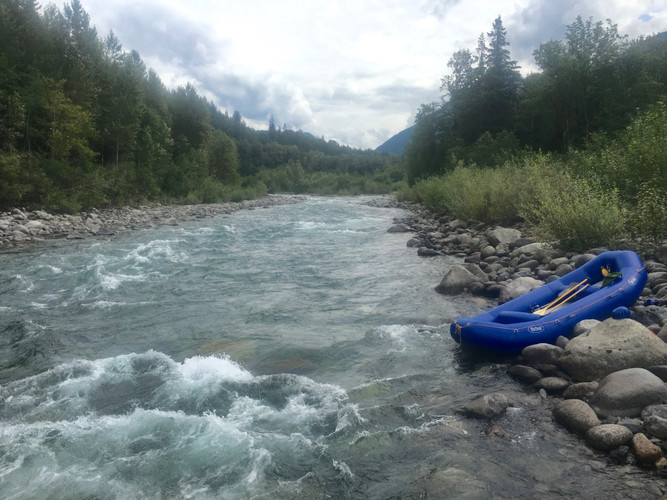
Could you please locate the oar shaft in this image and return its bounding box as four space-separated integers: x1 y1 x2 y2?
534 278 588 316
543 283 590 314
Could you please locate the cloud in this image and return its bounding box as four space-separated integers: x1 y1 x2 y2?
79 0 665 149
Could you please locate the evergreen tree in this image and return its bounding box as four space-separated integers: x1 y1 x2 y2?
481 16 522 134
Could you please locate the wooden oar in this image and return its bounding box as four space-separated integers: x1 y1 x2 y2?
533 278 588 316
540 283 590 315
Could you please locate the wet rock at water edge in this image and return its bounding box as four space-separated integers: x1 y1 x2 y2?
563 381 599 400
553 399 601 435
632 432 664 465
534 376 570 394
461 392 512 419
521 343 563 366
558 318 667 381
589 368 667 418
507 365 543 384
418 247 440 257
435 266 483 295
485 425 508 439
416 466 488 499
585 424 633 451
387 223 410 233
641 405 667 439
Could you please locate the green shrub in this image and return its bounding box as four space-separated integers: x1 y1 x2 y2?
412 163 525 224
412 176 450 213
393 181 417 202
520 175 627 251
628 183 667 244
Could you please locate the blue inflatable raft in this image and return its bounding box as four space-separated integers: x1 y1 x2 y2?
450 250 647 352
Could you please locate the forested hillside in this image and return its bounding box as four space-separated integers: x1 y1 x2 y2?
406 17 666 181
0 0 399 212
405 16 666 250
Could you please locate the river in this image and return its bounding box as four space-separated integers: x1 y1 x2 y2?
0 197 662 498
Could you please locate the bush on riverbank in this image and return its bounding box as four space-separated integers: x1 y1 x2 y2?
250 159 409 196
410 103 667 251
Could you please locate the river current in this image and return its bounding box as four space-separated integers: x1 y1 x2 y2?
0 197 662 499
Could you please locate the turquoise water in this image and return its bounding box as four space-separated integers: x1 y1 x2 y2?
0 197 662 499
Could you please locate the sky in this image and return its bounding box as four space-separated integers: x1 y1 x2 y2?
78 0 665 149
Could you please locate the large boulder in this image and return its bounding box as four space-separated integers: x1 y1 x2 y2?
435 265 483 295
498 277 544 304
487 227 522 247
558 318 667 381
589 368 667 418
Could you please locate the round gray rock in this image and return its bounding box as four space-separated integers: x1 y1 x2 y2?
554 399 601 435
507 365 543 384
558 318 667 381
487 227 522 247
563 381 599 399
435 266 483 295
499 277 544 304
462 392 512 419
510 242 555 261
585 424 633 451
534 376 570 393
522 343 563 365
589 368 667 418
387 223 410 233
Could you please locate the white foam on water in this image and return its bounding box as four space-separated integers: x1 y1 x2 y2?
80 300 156 310
96 268 147 291
0 407 261 498
366 324 419 352
297 221 328 231
14 274 34 293
127 239 188 264
332 459 355 480
511 430 539 447
36 264 63 275
178 354 254 384
334 404 366 433
0 350 360 497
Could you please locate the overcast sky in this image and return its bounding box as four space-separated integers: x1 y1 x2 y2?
78 0 665 149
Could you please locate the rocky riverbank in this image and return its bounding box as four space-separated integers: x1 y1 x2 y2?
0 195 307 249
391 203 667 478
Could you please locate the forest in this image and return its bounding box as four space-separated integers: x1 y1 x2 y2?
404 16 666 251
1 2 665 251
0 0 402 212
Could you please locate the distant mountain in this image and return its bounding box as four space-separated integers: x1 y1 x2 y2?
375 126 414 155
